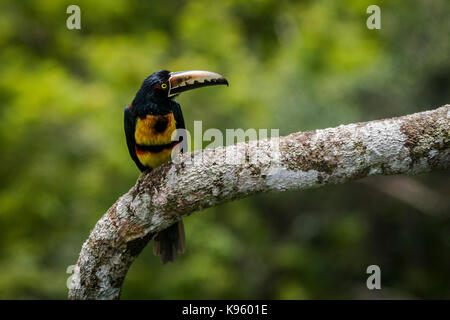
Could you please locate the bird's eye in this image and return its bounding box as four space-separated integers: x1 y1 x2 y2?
161 83 168 89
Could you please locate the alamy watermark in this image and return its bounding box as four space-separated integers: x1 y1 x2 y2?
170 121 281 167
66 5 81 30
366 5 381 30
66 264 76 289
67 4 382 33
366 264 382 290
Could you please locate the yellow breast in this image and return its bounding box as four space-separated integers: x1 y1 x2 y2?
134 113 177 169
135 147 174 169
135 113 177 146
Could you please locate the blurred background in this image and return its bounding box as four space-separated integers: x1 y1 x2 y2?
0 0 449 299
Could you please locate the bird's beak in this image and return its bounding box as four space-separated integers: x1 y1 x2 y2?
168 70 228 97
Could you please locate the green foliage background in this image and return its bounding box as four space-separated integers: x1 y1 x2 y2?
0 0 449 299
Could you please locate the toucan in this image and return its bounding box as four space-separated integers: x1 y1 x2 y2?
124 70 228 263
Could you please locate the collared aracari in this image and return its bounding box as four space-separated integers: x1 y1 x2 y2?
124 70 228 264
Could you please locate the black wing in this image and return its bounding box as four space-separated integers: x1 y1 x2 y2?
171 100 187 153
171 100 185 130
124 105 147 172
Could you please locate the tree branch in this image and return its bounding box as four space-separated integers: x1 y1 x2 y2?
68 104 450 299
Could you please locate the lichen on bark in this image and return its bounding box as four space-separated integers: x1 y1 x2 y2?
69 104 450 300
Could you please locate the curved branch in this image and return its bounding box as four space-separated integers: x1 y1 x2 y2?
68 104 450 299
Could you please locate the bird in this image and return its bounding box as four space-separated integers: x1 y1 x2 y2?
124 70 228 264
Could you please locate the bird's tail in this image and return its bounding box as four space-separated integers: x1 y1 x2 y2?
153 220 186 264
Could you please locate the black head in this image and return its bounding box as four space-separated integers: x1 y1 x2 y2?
132 70 172 113
132 69 228 116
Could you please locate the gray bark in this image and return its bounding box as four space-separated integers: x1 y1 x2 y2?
68 104 450 300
